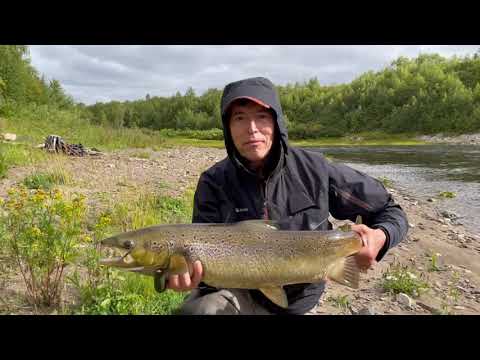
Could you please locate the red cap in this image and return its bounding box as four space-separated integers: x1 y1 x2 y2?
229 96 271 109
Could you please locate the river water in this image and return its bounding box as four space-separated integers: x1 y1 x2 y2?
306 145 480 234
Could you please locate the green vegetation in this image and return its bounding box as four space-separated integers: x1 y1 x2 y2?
0 183 194 314
81 52 480 138
438 191 456 199
23 170 72 190
0 187 87 306
327 294 351 312
378 176 394 187
381 262 429 297
2 45 480 149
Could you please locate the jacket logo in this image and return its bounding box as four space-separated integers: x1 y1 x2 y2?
235 208 249 213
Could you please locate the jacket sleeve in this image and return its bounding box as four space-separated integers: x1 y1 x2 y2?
327 161 409 261
192 172 223 224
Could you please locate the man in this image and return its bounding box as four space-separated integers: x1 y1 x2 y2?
165 77 408 315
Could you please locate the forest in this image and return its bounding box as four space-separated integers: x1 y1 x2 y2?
2 45 480 139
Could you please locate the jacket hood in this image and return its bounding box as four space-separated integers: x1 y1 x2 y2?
220 77 289 167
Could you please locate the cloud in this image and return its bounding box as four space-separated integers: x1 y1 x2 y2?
28 45 479 105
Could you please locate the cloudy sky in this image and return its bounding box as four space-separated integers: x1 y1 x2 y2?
29 45 479 105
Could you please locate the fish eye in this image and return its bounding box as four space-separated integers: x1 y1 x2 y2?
124 240 135 249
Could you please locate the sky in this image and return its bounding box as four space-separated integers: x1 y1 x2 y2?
29 45 479 105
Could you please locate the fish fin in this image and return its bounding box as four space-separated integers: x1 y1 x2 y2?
259 286 289 308
327 256 360 289
167 254 191 276
235 219 279 231
154 272 167 293
355 215 363 225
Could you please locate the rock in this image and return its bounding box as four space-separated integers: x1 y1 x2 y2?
456 234 466 241
417 302 442 315
397 293 414 308
453 306 465 311
440 210 458 220
349 306 359 315
1 132 16 141
409 223 416 228
357 306 376 315
427 198 436 203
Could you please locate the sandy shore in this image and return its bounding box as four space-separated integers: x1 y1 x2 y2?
1 146 479 314
418 133 480 145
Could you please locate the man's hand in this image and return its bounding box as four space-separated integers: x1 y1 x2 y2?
351 224 386 272
166 260 204 292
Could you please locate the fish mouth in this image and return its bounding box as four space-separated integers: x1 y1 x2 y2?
99 249 163 276
99 248 138 268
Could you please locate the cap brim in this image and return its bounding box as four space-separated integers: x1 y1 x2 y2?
229 96 271 109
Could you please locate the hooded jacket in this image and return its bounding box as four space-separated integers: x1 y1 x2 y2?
192 77 409 314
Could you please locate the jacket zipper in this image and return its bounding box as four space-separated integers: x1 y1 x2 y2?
262 173 274 220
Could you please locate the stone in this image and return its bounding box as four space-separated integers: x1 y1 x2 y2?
427 198 436 202
357 306 376 315
397 293 414 308
2 132 16 141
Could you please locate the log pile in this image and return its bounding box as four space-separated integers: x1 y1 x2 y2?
40 135 102 156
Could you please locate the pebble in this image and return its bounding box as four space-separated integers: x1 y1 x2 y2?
453 306 465 310
357 306 376 315
397 293 414 308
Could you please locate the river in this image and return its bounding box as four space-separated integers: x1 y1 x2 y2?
306 145 480 234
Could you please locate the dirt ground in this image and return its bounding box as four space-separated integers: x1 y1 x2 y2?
1 146 479 315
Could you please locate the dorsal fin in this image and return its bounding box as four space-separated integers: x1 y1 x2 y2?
234 219 279 230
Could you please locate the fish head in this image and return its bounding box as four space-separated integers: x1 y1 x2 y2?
99 226 171 272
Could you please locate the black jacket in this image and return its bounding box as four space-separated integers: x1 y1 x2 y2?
192 77 409 314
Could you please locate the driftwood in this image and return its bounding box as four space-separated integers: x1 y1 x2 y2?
39 135 102 156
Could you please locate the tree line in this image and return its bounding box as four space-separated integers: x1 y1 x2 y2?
2 45 480 138
0 46 74 110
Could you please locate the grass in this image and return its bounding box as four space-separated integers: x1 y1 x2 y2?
381 262 429 297
427 252 446 272
129 151 151 159
70 270 187 315
327 294 351 312
23 169 72 190
292 132 428 147
0 142 49 178
378 176 394 187
438 191 456 199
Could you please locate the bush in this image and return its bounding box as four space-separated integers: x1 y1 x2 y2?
0 186 87 306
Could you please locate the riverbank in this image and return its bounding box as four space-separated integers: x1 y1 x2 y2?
1 146 479 315
417 133 480 145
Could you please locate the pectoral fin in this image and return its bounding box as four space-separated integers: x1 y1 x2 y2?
327 256 360 289
154 271 167 293
168 254 192 276
259 286 288 308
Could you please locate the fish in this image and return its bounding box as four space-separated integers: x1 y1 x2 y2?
99 219 364 309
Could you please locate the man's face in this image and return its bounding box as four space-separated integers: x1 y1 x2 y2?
229 100 275 169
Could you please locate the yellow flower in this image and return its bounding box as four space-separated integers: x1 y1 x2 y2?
31 226 42 236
